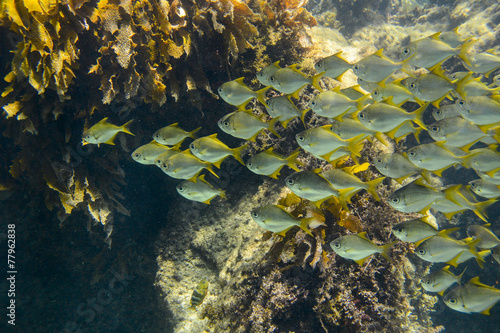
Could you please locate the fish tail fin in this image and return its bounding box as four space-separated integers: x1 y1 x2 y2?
347 134 366 157
286 149 302 172
466 238 485 268
457 266 467 284
190 127 202 139
380 241 397 261
412 102 429 129
256 86 270 108
299 218 313 236
266 117 281 138
219 190 227 200
121 119 134 136
312 72 324 92
232 144 248 166
472 198 496 222
300 108 310 127
457 37 476 67
367 177 385 201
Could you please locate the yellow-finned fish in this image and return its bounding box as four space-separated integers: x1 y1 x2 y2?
189 278 209 309
269 65 323 98
250 204 312 236
314 51 352 80
189 134 247 168
462 147 500 172
285 171 341 206
467 224 500 249
468 178 500 199
455 249 491 266
392 218 439 243
406 142 464 176
464 51 500 77
295 125 365 160
266 95 305 128
443 277 500 315
218 77 269 109
371 79 416 104
477 168 500 186
320 164 385 201
373 153 424 184
330 232 396 265
415 233 481 266
176 175 226 204
356 101 427 135
387 179 458 214
217 111 280 141
257 61 281 86
330 118 377 142
131 141 174 165
421 265 465 296
246 148 301 179
357 77 380 93
426 117 491 150
82 117 134 146
310 87 370 119
454 95 500 125
160 150 218 181
404 71 457 107
352 49 408 83
153 123 200 147
401 32 473 69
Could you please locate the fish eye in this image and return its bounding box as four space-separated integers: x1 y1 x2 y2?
430 125 440 133
270 76 275 82
458 100 465 107
408 151 416 157
422 278 430 284
391 197 400 204
403 47 410 55
223 121 229 127
190 143 195 150
332 241 341 249
418 249 426 255
162 163 168 169
317 62 323 69
178 186 184 191
286 178 295 186
251 212 258 218
470 182 477 188
358 112 365 119
435 110 442 116
395 228 403 233
311 100 316 107
218 87 223 93
353 64 359 70
297 135 305 142
410 83 416 89
85 134 91 139
373 90 379 96
448 298 457 305
133 153 140 158
376 158 382 163
247 162 253 167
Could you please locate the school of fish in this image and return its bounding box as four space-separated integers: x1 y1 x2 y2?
82 30 500 314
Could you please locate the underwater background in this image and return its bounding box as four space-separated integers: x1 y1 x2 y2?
1 0 500 332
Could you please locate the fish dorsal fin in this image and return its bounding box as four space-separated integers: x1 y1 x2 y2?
437 227 460 238
374 48 385 58
273 60 281 67
235 77 245 84
207 133 218 139
430 32 442 40
198 174 209 185
467 276 498 290
332 86 341 93
442 265 451 273
97 117 109 124
357 231 369 240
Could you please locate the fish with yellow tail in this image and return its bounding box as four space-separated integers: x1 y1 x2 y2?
131 141 175 165
371 78 416 104
82 117 134 146
176 175 226 204
246 148 301 179
406 142 465 176
466 224 500 250
319 163 385 202
265 95 306 128
160 150 218 182
453 95 500 125
462 147 500 172
464 51 500 77
189 134 247 168
257 61 281 86
373 153 427 184
443 277 500 315
269 64 324 98
189 278 209 309
309 86 371 119
153 123 200 147
217 111 280 141
400 32 474 69
330 232 396 265
352 48 410 84
392 218 439 243
421 265 466 296
250 204 313 237
314 51 352 80
414 230 483 267
468 179 500 199
285 171 342 208
218 77 269 109
403 69 461 108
